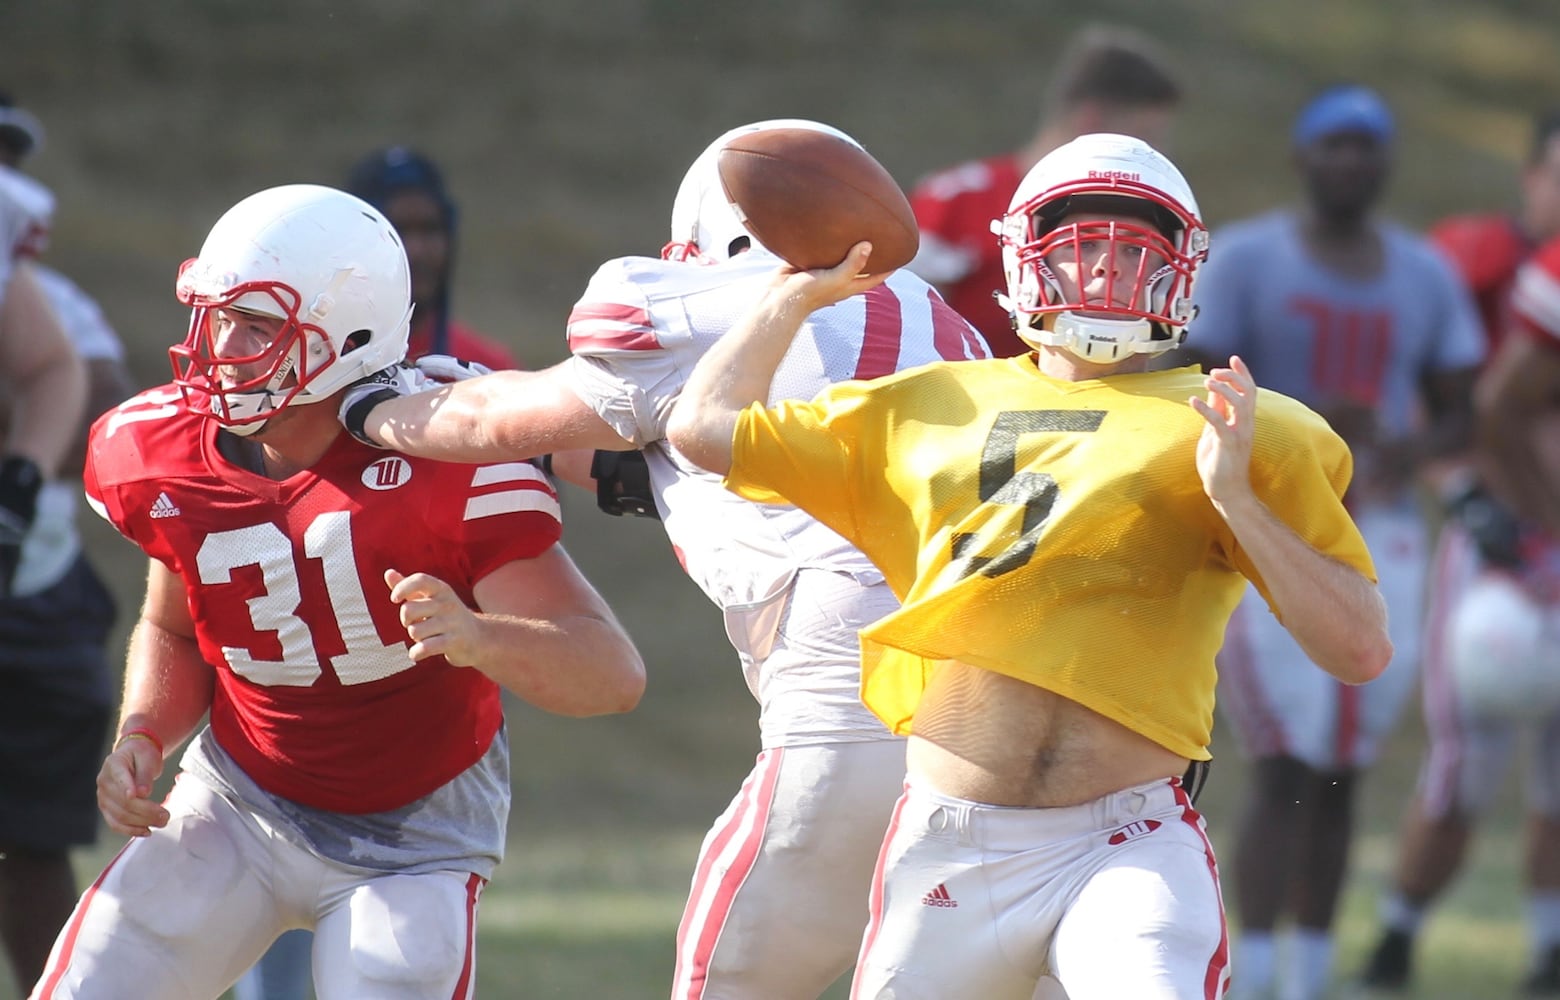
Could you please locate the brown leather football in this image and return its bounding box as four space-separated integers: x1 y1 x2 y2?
717 128 919 275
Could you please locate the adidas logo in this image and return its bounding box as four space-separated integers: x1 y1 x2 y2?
1108 819 1162 845
150 492 182 519
921 883 958 908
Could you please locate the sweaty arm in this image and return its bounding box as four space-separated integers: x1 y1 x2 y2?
99 558 218 836
667 242 885 475
359 363 634 463
1475 334 1560 535
386 544 645 717
0 261 86 476
1191 357 1392 685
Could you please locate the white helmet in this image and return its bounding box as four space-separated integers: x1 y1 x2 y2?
996 133 1208 361
1444 573 1560 722
663 118 862 263
170 184 413 436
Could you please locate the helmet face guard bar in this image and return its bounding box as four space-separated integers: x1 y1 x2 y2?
169 264 337 428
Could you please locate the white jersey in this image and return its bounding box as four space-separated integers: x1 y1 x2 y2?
559 250 990 744
0 163 53 291
16 266 127 596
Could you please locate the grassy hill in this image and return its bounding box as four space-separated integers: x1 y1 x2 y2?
2 1 1557 996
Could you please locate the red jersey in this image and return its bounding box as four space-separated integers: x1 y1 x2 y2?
407 318 519 372
1511 235 1560 352
908 154 1025 357
1429 213 1531 354
84 386 562 813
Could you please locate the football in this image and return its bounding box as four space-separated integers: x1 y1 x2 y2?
717 128 919 275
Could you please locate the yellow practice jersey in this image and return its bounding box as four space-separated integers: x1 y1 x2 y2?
727 357 1375 759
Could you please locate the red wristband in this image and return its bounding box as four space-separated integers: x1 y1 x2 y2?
116 727 165 757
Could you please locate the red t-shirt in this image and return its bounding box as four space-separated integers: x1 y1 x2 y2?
1428 213 1531 356
908 154 1025 357
85 386 562 813
1511 234 1560 353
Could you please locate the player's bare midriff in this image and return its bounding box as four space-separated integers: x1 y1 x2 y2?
906 660 1190 808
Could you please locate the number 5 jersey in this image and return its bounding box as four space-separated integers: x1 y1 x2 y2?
726 357 1377 759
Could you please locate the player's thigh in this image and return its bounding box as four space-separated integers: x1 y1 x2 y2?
676 740 905 997
32 778 282 999
1051 824 1228 1000
312 869 482 1000
1528 711 1560 819
851 795 1045 1000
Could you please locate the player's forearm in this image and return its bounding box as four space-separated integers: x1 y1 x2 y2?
118 617 217 750
1219 492 1393 684
0 268 86 475
668 286 810 475
467 612 645 716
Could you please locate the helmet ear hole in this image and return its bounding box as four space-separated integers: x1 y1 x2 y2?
342 329 372 355
726 235 751 257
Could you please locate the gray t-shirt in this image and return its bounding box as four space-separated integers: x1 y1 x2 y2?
181 721 510 879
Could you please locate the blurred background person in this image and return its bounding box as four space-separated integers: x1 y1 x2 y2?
346 145 519 370
904 22 1181 357
1172 84 1486 1000
0 91 127 998
1359 113 1560 993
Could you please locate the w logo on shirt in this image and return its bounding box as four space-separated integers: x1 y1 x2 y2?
361 457 412 491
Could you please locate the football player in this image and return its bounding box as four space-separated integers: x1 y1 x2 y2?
905 22 1181 357
0 114 91 998
665 132 1392 1000
1167 85 1485 1000
1359 109 1560 995
340 119 990 999
28 184 644 1000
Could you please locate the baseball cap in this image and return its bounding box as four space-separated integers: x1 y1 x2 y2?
0 91 44 160
1292 85 1395 147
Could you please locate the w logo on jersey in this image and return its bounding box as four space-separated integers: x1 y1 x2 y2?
361 457 412 491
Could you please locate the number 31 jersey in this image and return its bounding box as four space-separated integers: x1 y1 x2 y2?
84 386 562 813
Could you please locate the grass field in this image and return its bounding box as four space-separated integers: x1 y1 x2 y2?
4 1 1559 997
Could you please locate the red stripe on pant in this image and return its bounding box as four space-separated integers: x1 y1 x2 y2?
448 873 485 1000
849 783 911 1000
32 840 136 998
671 747 785 999
1171 779 1231 999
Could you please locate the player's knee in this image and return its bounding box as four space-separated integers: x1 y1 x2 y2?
348 875 468 985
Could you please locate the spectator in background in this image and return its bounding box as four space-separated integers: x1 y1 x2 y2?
905 22 1181 356
346 146 519 370
232 146 523 1000
1359 110 1560 996
0 91 129 997
1173 84 1486 1000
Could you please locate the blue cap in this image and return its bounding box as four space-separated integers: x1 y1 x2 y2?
1292 85 1395 146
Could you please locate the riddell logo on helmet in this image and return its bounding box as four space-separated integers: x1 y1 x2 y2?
1088 170 1141 182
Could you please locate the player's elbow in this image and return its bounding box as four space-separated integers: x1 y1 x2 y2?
569 652 646 717
1335 627 1394 686
666 405 733 476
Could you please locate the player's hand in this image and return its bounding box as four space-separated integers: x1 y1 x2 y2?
0 456 42 596
415 355 493 383
337 363 439 447
1190 355 1259 515
96 736 170 837
771 241 890 314
386 568 484 668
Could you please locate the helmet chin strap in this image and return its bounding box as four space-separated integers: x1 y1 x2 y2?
1017 311 1178 362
